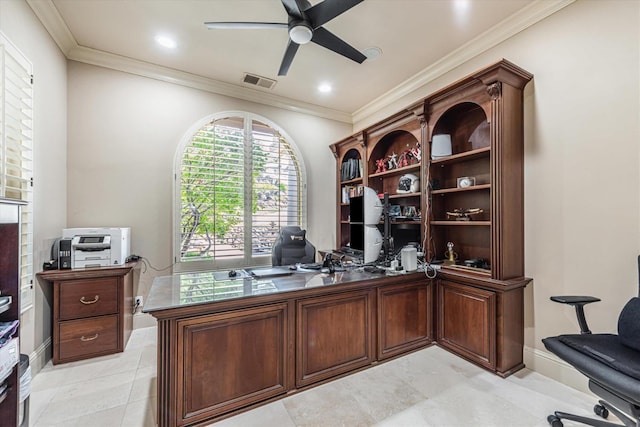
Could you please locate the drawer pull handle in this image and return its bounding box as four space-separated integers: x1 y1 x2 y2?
80 334 99 342
80 295 100 305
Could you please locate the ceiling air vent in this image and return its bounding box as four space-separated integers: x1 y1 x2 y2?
242 73 276 90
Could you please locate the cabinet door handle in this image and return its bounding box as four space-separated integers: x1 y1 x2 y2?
80 334 99 342
80 295 100 304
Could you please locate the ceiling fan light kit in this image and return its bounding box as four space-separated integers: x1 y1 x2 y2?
204 0 366 76
289 24 313 44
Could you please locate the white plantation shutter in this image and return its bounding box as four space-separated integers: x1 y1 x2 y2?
177 113 305 269
251 120 302 251
0 33 34 312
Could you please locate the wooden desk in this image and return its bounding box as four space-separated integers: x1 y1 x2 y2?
144 268 432 427
38 264 135 364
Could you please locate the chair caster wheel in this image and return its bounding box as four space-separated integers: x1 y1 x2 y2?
547 414 563 427
594 404 609 419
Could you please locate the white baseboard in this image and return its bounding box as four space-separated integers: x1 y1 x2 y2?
524 345 590 395
27 337 51 377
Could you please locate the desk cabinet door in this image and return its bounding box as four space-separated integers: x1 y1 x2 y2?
437 279 496 370
176 303 289 424
378 280 432 360
296 289 374 387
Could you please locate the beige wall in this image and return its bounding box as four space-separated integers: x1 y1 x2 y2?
66 61 351 300
354 0 640 390
0 0 68 371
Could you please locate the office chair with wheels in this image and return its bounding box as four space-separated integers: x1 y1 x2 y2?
271 226 316 266
542 256 640 427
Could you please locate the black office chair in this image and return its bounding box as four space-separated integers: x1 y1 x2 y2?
271 226 316 266
542 256 640 427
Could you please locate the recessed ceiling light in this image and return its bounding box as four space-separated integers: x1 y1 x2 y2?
362 47 382 61
454 0 471 13
318 83 332 93
453 0 471 25
155 35 177 49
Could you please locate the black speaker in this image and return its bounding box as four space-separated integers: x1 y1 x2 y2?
59 238 72 269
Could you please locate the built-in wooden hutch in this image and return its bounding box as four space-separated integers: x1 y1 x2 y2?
331 59 533 376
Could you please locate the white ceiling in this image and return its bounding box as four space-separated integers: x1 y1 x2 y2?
27 0 571 123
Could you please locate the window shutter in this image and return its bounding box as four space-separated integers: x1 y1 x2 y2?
0 33 34 312
178 114 305 268
251 120 301 253
180 117 245 261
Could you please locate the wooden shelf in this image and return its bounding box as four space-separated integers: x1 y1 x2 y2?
430 220 491 226
340 177 363 185
442 264 492 276
431 184 490 195
385 192 421 199
369 163 420 179
431 146 490 166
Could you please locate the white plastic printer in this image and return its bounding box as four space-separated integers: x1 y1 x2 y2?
62 227 130 269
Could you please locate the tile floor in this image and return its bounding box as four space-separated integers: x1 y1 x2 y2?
29 326 602 426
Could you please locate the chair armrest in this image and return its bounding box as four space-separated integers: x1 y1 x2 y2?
550 296 601 305
550 295 601 334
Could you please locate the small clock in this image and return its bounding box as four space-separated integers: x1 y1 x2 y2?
457 176 476 188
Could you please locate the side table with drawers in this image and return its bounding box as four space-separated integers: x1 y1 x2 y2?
38 264 136 364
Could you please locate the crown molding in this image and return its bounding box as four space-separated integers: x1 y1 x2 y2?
26 0 76 55
352 0 575 125
27 0 574 127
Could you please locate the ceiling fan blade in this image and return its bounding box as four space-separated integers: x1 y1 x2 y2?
278 39 300 76
281 0 304 19
205 22 288 30
311 27 366 64
305 0 364 28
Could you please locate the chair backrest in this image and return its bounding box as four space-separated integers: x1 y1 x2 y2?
271 226 316 266
618 297 640 352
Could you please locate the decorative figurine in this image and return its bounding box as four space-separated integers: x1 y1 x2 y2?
444 241 457 265
388 152 398 170
446 208 484 221
410 143 421 163
375 158 387 173
398 150 409 167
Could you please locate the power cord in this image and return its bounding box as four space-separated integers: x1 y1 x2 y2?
132 299 141 315
138 256 175 274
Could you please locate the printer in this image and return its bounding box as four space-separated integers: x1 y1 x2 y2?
62 227 130 269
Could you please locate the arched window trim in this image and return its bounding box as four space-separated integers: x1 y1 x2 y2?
173 111 307 273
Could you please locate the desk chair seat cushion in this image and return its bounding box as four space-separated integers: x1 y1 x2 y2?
555 334 640 381
543 335 640 406
618 297 640 351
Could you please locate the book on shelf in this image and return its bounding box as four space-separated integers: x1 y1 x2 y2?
341 184 364 204
341 158 362 181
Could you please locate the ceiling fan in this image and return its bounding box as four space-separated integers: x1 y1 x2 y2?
204 0 367 76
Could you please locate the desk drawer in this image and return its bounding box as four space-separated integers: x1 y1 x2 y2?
58 277 119 320
58 315 118 361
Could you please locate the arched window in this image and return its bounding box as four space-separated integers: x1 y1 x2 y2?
174 112 306 271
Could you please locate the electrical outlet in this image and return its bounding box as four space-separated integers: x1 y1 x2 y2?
135 296 143 307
